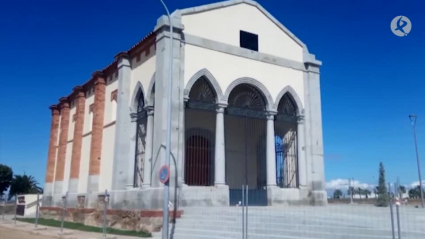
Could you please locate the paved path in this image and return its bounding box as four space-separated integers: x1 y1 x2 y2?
0 216 158 239
0 226 55 239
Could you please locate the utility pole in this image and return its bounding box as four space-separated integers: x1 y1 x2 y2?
158 0 173 238
409 114 424 208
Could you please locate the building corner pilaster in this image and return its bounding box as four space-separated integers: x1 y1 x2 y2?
111 52 133 191
303 54 327 205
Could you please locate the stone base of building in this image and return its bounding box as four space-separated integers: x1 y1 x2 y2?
180 185 230 207
267 186 328 206
43 185 326 211
40 206 183 233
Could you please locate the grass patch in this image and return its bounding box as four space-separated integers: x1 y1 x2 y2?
16 218 151 237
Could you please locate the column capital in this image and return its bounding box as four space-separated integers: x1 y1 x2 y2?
59 97 70 109
92 71 106 85
115 52 131 69
145 106 154 115
216 103 228 113
114 52 130 61
49 105 60 115
266 110 277 120
73 86 85 98
297 115 305 124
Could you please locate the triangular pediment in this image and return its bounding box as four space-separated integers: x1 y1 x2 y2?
174 0 306 49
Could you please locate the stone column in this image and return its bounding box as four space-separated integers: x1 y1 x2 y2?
142 106 154 188
54 98 71 194
68 86 85 193
266 112 277 187
88 72 106 192
151 16 184 188
214 104 226 186
111 52 133 190
304 54 327 205
297 116 307 188
44 105 60 195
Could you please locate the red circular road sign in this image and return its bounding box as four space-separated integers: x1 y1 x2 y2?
159 165 171 184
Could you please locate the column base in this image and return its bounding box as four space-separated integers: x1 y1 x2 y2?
44 182 54 195
141 183 151 189
180 185 229 207
87 175 99 192
68 179 79 193
53 181 63 195
311 190 328 206
267 186 315 206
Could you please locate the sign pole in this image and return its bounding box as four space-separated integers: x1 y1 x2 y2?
103 190 109 238
61 192 68 233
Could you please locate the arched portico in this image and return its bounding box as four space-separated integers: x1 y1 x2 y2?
274 88 306 189
129 80 155 188
184 73 220 186
223 77 274 111
223 81 273 206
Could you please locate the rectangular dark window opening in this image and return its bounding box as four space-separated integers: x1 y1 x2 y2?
240 30 258 51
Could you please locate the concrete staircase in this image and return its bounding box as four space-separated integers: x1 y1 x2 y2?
154 206 425 239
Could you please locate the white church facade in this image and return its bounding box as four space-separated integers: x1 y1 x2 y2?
42 0 327 209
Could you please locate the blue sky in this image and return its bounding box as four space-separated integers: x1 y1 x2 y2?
0 0 424 190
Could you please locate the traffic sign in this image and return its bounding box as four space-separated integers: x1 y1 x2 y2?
159 165 170 184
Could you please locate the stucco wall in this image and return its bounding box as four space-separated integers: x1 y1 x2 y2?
99 124 116 191
83 93 95 134
67 104 76 141
130 45 156 106
184 45 305 107
105 76 118 125
62 143 73 193
78 135 91 193
181 3 303 62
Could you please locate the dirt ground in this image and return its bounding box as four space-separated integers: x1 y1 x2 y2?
0 226 55 239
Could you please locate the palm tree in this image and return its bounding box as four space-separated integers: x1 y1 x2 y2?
357 188 363 199
365 189 371 199
333 189 343 199
8 174 42 200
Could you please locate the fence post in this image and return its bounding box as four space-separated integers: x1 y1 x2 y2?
388 183 396 239
103 190 109 238
60 192 68 233
35 193 40 228
394 184 401 239
245 185 248 239
242 185 245 239
349 178 353 204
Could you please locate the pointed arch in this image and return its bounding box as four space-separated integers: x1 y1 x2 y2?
146 73 156 107
184 68 223 103
223 77 274 111
274 86 303 115
130 81 146 113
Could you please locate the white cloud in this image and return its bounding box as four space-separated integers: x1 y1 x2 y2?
326 178 374 190
410 181 425 188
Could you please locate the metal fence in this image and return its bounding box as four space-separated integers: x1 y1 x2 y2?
161 180 425 239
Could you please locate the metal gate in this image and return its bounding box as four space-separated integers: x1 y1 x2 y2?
225 107 268 206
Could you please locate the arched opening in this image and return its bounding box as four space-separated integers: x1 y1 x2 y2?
133 90 147 187
225 83 268 206
275 93 298 188
184 77 217 186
